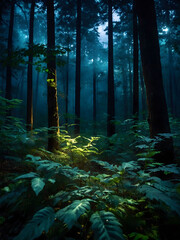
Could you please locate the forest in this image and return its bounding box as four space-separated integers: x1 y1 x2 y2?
0 0 180 239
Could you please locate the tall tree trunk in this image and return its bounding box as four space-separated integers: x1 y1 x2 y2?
107 0 115 137
133 1 139 120
5 0 15 101
93 58 97 136
128 55 133 115
27 0 35 131
65 47 69 131
75 0 81 135
122 64 128 119
136 0 174 162
166 8 174 116
47 0 59 151
168 46 174 115
140 63 146 119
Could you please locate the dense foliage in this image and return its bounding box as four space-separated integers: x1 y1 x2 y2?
0 97 180 240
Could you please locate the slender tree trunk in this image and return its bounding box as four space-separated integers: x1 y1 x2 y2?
47 0 59 151
168 46 174 115
27 0 35 131
166 8 174 116
136 0 174 162
122 64 128 119
65 47 69 130
5 0 15 101
107 0 115 136
128 55 133 114
93 58 97 136
140 63 146 119
75 0 81 135
133 1 139 120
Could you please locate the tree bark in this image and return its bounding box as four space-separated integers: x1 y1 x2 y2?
136 0 174 162
166 8 175 116
107 0 115 137
47 0 59 151
140 63 146 119
93 58 97 136
133 1 139 120
168 46 174 115
5 0 15 101
122 64 128 119
75 0 81 135
65 46 69 131
27 0 35 131
128 54 133 115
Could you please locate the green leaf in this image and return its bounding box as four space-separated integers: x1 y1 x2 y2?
0 187 27 207
139 185 180 216
122 161 140 170
56 199 91 229
26 154 41 161
14 207 55 240
48 178 56 184
15 172 38 180
2 186 11 192
148 164 180 174
90 211 125 240
31 178 45 196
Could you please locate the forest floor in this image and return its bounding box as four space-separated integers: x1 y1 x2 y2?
0 110 180 240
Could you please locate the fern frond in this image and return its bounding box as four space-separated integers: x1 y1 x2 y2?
148 164 180 174
91 159 121 172
56 198 91 229
15 172 38 180
139 185 180 216
90 211 125 240
0 187 27 207
14 207 55 240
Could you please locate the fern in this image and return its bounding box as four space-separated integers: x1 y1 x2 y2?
14 207 55 240
15 172 38 180
90 211 125 240
56 198 91 229
91 159 122 172
0 187 27 207
25 154 90 180
15 171 45 196
91 159 140 173
148 164 180 174
138 184 180 216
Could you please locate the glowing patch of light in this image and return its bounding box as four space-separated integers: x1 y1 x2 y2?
162 27 169 33
113 11 120 22
89 59 94 64
98 22 108 44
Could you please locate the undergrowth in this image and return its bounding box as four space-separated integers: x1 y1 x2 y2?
0 96 180 240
